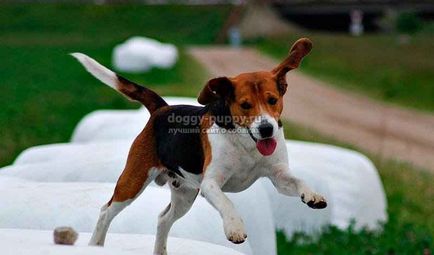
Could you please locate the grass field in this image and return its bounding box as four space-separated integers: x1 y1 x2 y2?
254 33 434 112
1 4 433 254
0 4 229 167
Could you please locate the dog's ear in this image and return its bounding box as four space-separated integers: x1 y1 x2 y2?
198 77 233 105
272 38 312 95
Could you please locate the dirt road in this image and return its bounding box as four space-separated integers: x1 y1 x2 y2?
189 47 434 173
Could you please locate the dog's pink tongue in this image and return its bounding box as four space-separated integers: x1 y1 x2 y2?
256 138 277 156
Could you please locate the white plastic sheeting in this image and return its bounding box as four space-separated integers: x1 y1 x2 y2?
5 138 384 235
286 142 386 231
71 109 149 143
5 141 332 241
71 98 197 143
0 229 245 255
0 176 277 255
14 140 130 169
113 37 178 72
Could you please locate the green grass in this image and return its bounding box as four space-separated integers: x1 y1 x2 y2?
279 121 434 254
0 4 231 45
0 4 230 167
254 33 434 112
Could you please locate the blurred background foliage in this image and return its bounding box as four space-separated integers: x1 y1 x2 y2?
396 11 423 34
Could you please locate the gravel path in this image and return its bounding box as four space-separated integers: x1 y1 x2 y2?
189 47 434 173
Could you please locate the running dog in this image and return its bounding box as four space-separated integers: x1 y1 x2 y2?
72 38 327 255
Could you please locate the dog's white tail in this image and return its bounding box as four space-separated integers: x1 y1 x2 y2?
71 53 118 89
71 53 167 114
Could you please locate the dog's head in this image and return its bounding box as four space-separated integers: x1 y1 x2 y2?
198 38 312 156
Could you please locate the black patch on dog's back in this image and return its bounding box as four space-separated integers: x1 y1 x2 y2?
153 100 233 176
154 105 208 176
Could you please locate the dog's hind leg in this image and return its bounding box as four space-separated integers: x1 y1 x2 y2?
89 199 129 246
89 167 159 246
153 177 199 255
89 127 161 246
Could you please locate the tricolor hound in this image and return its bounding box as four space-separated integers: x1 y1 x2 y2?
72 38 327 255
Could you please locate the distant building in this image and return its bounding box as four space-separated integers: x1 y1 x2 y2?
273 0 434 32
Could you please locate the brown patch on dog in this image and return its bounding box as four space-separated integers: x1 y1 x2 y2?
117 75 168 114
272 38 312 76
272 38 313 95
228 72 283 126
108 115 162 205
200 113 214 173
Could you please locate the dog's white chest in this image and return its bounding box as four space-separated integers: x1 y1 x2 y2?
205 125 270 192
221 167 263 192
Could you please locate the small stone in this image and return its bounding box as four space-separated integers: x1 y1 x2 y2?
53 226 78 245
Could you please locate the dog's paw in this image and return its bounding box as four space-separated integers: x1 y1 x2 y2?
224 217 247 244
301 192 327 209
226 230 247 244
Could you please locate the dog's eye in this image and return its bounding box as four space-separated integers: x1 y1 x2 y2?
240 102 252 110
268 97 277 105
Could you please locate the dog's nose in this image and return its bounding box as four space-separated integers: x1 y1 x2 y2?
258 123 274 138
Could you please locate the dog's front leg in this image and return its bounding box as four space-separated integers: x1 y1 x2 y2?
201 177 247 244
269 163 327 209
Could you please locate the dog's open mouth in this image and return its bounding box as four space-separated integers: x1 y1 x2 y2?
247 128 277 156
256 138 277 156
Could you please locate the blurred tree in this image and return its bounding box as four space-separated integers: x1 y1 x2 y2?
396 11 422 34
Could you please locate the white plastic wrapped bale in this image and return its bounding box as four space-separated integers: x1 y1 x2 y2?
6 143 331 243
71 108 148 143
287 141 387 231
10 141 331 240
13 140 130 169
261 141 387 238
0 229 245 255
8 149 279 253
10 145 331 248
5 137 383 235
261 170 332 239
113 36 178 73
5 156 126 183
71 97 198 143
0 176 276 255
